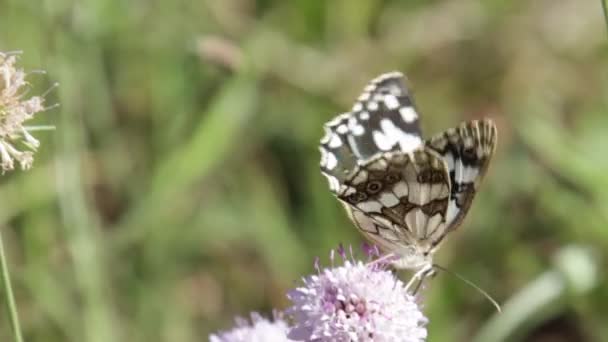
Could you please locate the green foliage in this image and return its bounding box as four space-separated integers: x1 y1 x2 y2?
0 1 606 341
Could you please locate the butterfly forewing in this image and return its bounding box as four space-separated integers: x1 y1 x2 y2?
425 119 497 232
320 72 423 191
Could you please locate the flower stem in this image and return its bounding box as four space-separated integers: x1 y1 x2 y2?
0 229 24 342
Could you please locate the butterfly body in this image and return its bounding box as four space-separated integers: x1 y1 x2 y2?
320 72 496 270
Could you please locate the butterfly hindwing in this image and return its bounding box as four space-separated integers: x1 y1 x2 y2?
320 72 423 192
425 119 497 232
337 148 451 249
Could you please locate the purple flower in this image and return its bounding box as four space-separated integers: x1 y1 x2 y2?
209 312 292 342
286 248 427 341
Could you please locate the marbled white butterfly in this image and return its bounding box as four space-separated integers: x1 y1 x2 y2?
320 72 497 276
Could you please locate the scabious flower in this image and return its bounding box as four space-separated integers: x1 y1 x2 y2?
286 246 428 342
209 312 293 342
0 51 49 172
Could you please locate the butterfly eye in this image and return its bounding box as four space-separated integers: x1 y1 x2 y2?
347 191 368 204
385 173 400 184
366 180 383 194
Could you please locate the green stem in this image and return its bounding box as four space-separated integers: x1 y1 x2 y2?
602 0 608 35
0 229 24 342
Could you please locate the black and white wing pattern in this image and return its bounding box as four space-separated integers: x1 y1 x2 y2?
319 71 497 270
340 149 451 260
319 72 423 192
425 119 497 234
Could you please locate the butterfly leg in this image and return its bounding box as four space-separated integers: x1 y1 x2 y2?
405 264 435 294
411 267 437 295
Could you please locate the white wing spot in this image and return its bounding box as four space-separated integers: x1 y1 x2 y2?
328 133 343 148
347 135 363 159
379 119 404 149
446 200 459 224
352 102 363 112
399 107 418 123
393 181 409 197
373 130 394 151
398 134 422 153
336 124 348 134
367 101 379 111
352 124 365 136
379 192 400 207
461 165 480 183
372 119 422 153
357 200 383 213
348 117 365 136
325 151 338 170
359 111 370 120
383 95 400 110
388 84 402 96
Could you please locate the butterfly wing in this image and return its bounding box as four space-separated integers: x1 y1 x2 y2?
319 72 497 269
319 72 423 192
338 148 451 254
425 119 497 234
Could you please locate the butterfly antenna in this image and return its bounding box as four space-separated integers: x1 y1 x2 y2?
433 263 502 313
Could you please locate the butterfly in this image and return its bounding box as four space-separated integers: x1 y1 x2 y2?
319 72 497 279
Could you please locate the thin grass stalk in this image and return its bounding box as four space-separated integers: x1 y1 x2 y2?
603 0 608 34
0 229 24 342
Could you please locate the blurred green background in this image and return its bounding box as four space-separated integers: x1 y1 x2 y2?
0 0 607 341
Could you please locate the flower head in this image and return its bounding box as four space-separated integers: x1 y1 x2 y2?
287 246 427 342
210 312 293 342
0 51 50 172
